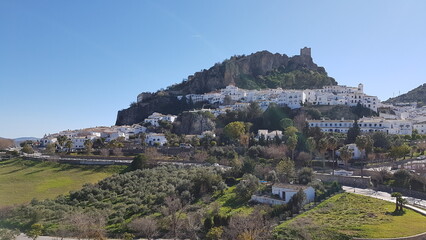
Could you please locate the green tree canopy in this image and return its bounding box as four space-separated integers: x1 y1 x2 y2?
235 174 260 199
223 121 246 141
389 144 411 160
306 137 317 159
22 143 34 154
262 103 288 130
131 154 149 170
284 126 298 138
276 157 296 183
280 118 294 130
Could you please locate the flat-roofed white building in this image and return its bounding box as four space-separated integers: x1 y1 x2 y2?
414 121 426 134
308 117 413 135
145 133 167 146
257 130 283 140
358 117 412 135
251 184 315 205
71 137 87 149
39 136 57 147
307 119 354 133
277 90 306 109
144 112 177 127
220 85 247 101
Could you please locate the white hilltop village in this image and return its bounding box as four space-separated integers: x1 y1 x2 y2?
40 48 426 151
40 80 426 152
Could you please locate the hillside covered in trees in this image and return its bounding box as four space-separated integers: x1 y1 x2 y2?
385 83 426 104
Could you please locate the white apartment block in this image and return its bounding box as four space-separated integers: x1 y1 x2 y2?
307 117 413 135
358 117 412 135
322 84 363 94
307 119 354 133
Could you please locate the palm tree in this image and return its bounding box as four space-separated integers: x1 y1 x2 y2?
355 135 374 178
306 137 317 166
391 192 407 212
339 145 353 170
84 139 93 155
318 138 328 169
65 139 72 153
327 136 338 175
56 135 67 147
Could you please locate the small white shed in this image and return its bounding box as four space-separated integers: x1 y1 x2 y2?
272 183 315 204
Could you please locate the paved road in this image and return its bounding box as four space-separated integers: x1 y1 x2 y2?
16 234 175 240
342 186 426 215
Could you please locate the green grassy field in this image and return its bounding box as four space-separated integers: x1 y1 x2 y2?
0 158 126 207
213 186 253 216
275 192 426 240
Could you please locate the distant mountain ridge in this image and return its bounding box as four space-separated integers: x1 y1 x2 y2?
385 83 426 104
14 137 39 145
116 48 337 125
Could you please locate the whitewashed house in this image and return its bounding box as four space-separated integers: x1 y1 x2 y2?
277 90 306 109
145 133 167 146
102 131 128 142
257 130 283 140
414 121 426 134
39 136 57 147
336 143 363 160
220 85 247 101
144 112 177 127
132 124 147 134
71 137 87 150
251 183 315 205
271 184 315 204
307 119 354 133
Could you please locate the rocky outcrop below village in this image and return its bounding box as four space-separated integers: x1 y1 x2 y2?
116 95 181 126
174 112 216 135
116 49 337 125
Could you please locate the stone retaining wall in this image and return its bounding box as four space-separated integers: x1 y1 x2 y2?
314 173 372 188
374 185 426 200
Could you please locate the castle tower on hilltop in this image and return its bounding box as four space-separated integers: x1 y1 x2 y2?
300 47 311 57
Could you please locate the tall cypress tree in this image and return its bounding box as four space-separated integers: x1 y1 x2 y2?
345 119 360 144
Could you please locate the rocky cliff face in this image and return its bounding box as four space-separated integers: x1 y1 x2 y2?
116 49 336 125
174 112 216 135
169 50 330 94
116 95 178 125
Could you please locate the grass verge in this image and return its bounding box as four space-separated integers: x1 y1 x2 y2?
0 158 126 207
274 192 426 240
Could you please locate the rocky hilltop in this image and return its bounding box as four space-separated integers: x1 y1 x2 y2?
385 83 426 104
116 48 337 125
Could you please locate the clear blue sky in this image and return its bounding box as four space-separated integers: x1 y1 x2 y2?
1 0 425 139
